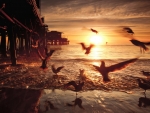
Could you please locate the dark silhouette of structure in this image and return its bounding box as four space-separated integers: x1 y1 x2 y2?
0 1 69 66
93 58 138 82
46 31 69 45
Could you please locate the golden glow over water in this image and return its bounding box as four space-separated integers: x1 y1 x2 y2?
90 34 103 45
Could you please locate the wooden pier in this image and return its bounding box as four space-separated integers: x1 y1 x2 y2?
0 0 69 65
47 31 69 45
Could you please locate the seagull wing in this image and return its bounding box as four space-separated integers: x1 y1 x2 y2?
123 27 134 34
80 43 86 50
46 50 55 60
107 58 138 72
36 49 44 60
143 42 150 45
93 65 100 71
56 66 64 72
65 81 77 88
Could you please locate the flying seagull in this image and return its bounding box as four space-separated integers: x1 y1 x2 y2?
123 27 150 53
130 39 149 53
64 81 84 95
51 64 64 75
93 58 139 82
79 42 94 55
91 28 98 34
123 27 134 34
36 48 55 70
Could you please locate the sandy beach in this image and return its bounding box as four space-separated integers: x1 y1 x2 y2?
39 89 150 113
0 47 150 113
1 87 150 113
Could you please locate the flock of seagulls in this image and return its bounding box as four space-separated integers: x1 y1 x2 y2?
31 27 150 110
123 27 150 53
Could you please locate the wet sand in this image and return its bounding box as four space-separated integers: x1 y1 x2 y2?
0 55 150 113
39 89 150 113
1 88 150 113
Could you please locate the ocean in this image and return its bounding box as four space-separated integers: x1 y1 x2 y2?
1 45 150 113
0 45 150 90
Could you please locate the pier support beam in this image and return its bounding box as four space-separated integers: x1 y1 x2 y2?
0 29 7 57
7 25 17 65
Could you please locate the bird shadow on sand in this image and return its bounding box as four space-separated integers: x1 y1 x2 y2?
138 96 150 108
66 96 84 110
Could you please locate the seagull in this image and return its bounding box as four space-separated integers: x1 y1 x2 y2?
91 28 98 34
93 58 139 82
141 71 150 77
137 79 150 95
51 64 64 75
123 27 150 53
64 81 84 95
36 48 55 70
130 39 149 53
79 42 94 54
123 27 134 34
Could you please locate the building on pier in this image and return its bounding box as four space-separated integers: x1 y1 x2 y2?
46 31 69 45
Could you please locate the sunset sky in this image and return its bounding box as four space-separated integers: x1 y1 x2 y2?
41 0 150 45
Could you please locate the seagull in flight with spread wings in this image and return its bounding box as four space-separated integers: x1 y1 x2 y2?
37 48 55 70
93 58 139 82
64 81 84 95
51 64 64 75
91 28 98 34
79 43 94 55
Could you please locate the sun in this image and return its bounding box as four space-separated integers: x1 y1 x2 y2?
90 34 103 45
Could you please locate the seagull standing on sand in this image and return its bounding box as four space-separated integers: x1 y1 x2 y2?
93 58 138 82
137 79 150 95
123 27 150 53
79 43 94 55
36 48 55 70
91 28 98 34
51 64 64 75
64 81 84 95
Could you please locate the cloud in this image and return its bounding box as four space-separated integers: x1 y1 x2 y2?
41 0 150 44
